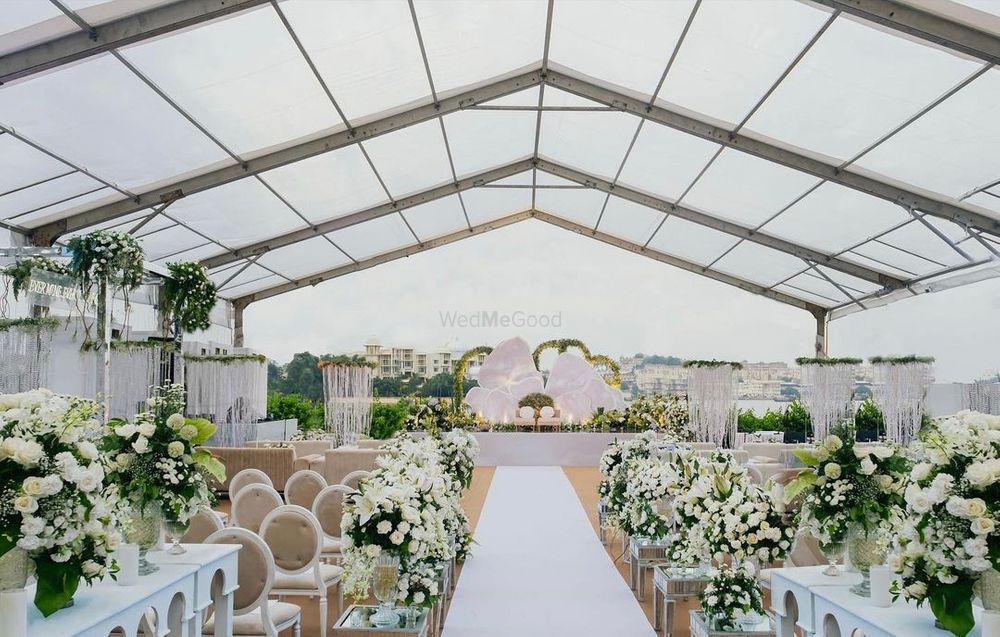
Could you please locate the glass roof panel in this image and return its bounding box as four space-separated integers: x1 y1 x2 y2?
659 0 832 126
536 188 607 228
413 0 547 95
712 241 807 287
0 133 71 194
855 69 1000 198
782 272 848 304
838 250 915 280
127 213 175 238
138 224 206 261
401 195 468 240
257 236 351 280
120 7 342 156
151 242 224 266
847 241 939 277
327 214 414 260
442 110 534 177
260 145 388 225
773 283 836 308
0 3 75 56
877 221 971 269
761 182 911 253
681 149 820 226
616 124 720 201
361 120 452 197
746 16 982 162
0 172 103 221
462 186 531 225
539 89 641 179
814 266 882 295
279 0 429 123
14 189 126 230
0 55 231 191
217 274 283 299
648 216 740 266
548 0 696 99
598 196 664 244
167 178 305 249
212 263 273 291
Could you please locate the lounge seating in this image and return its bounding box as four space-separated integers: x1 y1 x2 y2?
205 446 323 492
322 447 387 485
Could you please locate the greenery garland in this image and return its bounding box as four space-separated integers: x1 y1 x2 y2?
869 355 935 365
532 338 622 387
67 230 144 295
587 353 622 387
682 359 744 370
0 317 60 333
161 262 217 333
452 345 493 411
183 353 267 364
1 257 71 300
318 354 377 369
794 356 863 366
80 339 175 353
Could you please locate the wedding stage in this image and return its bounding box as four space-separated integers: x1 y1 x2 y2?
443 466 655 637
471 432 646 466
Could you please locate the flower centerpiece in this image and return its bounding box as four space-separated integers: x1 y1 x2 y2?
786 427 908 588
700 563 765 631
622 456 680 540
437 428 479 492
892 411 1000 637
598 431 658 533
102 384 224 568
0 389 119 615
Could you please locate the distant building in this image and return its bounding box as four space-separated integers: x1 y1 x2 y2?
360 340 487 379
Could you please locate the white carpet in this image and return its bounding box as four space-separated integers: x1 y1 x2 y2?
443 466 656 637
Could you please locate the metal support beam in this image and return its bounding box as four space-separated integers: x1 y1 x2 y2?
199 158 534 270
30 70 543 243
234 210 535 306
233 299 247 347
535 159 904 288
532 211 826 314
1 0 271 85
813 308 829 357
808 0 1000 66
543 68 1000 237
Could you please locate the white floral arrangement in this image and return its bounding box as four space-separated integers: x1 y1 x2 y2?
396 559 440 608
700 563 765 631
622 456 681 539
892 411 1000 636
598 431 659 531
0 389 119 615
437 428 479 491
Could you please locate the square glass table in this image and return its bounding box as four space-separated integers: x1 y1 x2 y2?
653 564 711 636
630 536 675 601
333 605 429 637
689 611 775 637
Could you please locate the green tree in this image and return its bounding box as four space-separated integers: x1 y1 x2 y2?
279 352 323 401
266 392 324 431
369 398 409 439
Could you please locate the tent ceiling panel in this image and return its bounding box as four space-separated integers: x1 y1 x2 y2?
119 6 342 156
839 249 917 280
0 172 105 222
848 241 943 277
773 282 841 308
854 69 1000 199
278 0 430 124
597 196 664 244
400 195 469 240
782 272 850 304
128 213 177 239
877 221 979 267
492 171 535 187
0 55 233 192
220 273 284 299
258 145 389 225
442 110 535 177
712 241 811 287
547 0 696 99
681 148 821 227
138 223 206 262
13 189 124 229
360 119 453 198
0 2 73 56
615 123 721 202
534 188 607 228
211 262 272 291
326 214 415 261
0 133 73 193
761 181 911 253
166 178 306 249
812 266 883 296
256 235 352 280
538 106 643 179
647 216 741 267
151 242 226 266
412 0 547 95
966 191 1000 214
746 16 983 162
658 0 833 126
462 184 532 226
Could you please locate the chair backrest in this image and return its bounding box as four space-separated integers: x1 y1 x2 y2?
788 531 828 567
229 468 274 502
182 508 225 543
284 470 327 509
260 505 323 576
205 527 275 616
233 483 283 534
355 439 385 450
340 470 371 491
746 464 764 485
312 484 354 541
322 447 386 484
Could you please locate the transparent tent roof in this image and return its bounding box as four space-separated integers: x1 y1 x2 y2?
1 0 999 321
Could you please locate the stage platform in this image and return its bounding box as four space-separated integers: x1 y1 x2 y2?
470 432 644 466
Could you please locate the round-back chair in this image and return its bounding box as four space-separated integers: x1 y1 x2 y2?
284 470 327 510
232 483 283 534
228 469 274 502
182 508 225 543
340 470 370 491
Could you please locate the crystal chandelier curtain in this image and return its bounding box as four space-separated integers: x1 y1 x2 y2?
873 359 933 444
686 364 737 446
964 380 1000 415
184 356 267 425
106 345 165 419
0 323 54 393
799 361 858 442
322 363 373 445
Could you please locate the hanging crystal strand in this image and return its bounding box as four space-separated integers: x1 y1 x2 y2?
800 362 857 441
687 365 737 446
874 361 932 444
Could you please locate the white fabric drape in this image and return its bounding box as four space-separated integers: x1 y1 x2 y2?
800 362 858 441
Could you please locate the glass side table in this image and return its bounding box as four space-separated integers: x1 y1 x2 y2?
333 605 429 637
630 536 675 601
653 564 710 637
689 610 775 637
598 498 609 545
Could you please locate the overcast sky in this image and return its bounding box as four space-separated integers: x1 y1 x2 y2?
244 220 1000 383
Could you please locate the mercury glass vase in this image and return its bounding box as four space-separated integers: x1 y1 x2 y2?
124 503 162 575
847 525 886 597
0 548 29 591
370 552 400 627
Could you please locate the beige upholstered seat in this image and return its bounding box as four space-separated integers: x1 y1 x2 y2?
204 527 301 637
229 468 274 502
313 484 353 563
340 470 371 491
322 447 386 485
261 505 342 637
355 439 385 450
232 483 283 534
284 470 327 510
182 508 225 543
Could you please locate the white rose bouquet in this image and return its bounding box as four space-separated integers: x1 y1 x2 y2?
437 428 479 491
0 389 119 616
892 411 1000 637
700 563 765 630
622 456 680 539
395 559 440 608
102 384 224 524
598 432 658 532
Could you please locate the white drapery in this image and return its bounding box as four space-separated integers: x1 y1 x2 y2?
322 364 373 445
800 362 858 441
107 345 165 419
965 381 1000 415
686 365 737 446
185 356 267 424
873 361 933 445
0 323 54 393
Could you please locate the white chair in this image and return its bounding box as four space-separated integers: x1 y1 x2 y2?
312 484 353 563
284 469 327 510
340 470 371 491
203 527 301 637
232 483 283 534
261 505 344 637
229 468 274 502
182 508 225 544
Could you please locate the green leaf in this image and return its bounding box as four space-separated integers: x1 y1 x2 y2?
793 450 820 467
0 533 16 558
186 417 216 446
193 448 226 483
783 471 817 503
929 581 975 637
34 562 81 617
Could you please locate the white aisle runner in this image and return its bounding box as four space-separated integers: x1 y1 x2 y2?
443 466 656 637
